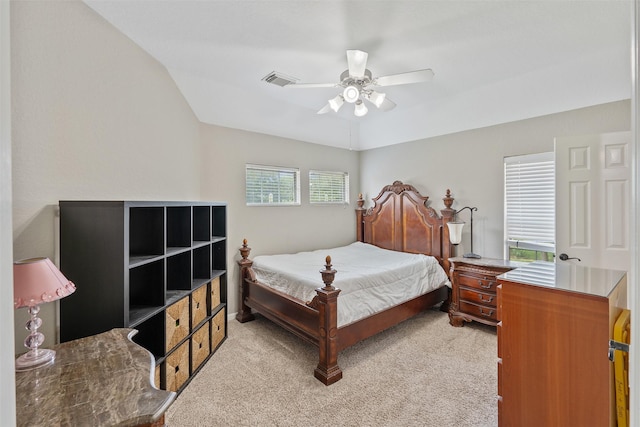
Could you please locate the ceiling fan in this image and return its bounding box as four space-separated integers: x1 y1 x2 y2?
268 50 434 117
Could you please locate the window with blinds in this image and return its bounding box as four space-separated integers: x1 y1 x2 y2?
245 164 300 206
504 152 555 261
309 170 349 204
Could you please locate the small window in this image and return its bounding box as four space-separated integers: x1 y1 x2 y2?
245 164 300 206
309 170 349 204
504 152 555 262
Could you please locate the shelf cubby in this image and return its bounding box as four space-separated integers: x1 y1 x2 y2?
132 311 165 359
193 245 212 287
167 251 192 291
129 259 165 325
129 207 164 259
212 239 226 271
193 206 211 243
167 206 191 248
212 206 226 238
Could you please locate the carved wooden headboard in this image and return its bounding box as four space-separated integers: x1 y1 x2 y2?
355 181 455 272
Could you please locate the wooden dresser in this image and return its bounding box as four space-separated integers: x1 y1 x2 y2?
496 262 627 426
448 257 522 327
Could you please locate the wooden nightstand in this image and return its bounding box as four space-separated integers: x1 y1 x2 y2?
448 257 521 327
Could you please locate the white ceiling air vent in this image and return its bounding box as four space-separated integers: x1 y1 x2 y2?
262 71 298 87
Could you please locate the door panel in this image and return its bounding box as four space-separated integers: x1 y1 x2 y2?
555 131 630 272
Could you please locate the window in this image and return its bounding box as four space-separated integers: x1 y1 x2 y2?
245 164 300 206
309 170 349 204
504 152 555 262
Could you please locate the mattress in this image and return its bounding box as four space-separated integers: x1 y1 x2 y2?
252 241 450 327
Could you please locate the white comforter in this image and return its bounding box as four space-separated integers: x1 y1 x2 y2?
252 241 450 327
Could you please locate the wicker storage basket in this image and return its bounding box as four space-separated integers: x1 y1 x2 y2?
191 322 211 371
165 341 189 392
191 285 207 327
211 307 226 351
166 296 190 352
210 277 221 309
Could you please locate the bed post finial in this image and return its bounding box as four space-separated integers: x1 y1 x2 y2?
443 189 454 210
240 238 251 260
320 256 337 290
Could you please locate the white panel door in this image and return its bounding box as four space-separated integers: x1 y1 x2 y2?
555 131 631 272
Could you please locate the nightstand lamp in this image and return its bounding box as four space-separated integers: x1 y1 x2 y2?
447 206 481 259
13 257 76 371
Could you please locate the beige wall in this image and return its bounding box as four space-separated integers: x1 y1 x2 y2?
360 99 631 260
10 0 202 350
198 124 360 315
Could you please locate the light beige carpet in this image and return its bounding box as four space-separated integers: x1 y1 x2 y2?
166 307 497 427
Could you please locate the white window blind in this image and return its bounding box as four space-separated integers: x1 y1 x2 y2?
309 170 349 204
504 152 555 252
245 164 300 206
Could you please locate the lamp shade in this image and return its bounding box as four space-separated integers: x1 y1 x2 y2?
447 221 465 245
13 257 76 309
368 90 386 108
354 100 368 117
328 94 344 112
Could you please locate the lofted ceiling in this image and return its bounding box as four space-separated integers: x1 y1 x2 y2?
84 0 631 151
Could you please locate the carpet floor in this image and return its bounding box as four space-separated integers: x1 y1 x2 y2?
166 307 498 427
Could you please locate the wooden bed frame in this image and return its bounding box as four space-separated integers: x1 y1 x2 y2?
236 181 456 385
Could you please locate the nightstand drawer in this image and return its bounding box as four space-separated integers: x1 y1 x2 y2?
459 288 496 306
459 300 497 321
458 272 499 292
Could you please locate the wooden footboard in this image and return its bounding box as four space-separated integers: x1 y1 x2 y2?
236 240 343 384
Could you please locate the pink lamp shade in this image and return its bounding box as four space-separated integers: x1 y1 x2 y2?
13 257 75 371
13 257 76 309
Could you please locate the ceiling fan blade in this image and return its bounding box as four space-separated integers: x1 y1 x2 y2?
286 82 340 89
317 103 332 114
374 69 434 87
379 97 396 112
346 50 368 78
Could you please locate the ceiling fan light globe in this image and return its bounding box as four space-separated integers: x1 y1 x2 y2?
343 85 360 103
368 90 386 108
354 100 368 117
328 95 344 112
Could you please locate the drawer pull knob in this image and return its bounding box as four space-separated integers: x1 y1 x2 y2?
480 308 494 317
478 280 493 289
480 295 493 303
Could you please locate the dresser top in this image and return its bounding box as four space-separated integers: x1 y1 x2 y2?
16 328 175 427
497 261 627 298
449 257 526 270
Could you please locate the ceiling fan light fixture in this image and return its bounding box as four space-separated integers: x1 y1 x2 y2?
343 85 360 103
368 90 386 108
354 100 368 117
328 94 344 112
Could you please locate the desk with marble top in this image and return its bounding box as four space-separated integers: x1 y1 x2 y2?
15 328 175 427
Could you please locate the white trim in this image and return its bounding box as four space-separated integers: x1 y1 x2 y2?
0 0 16 423
630 1 639 424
